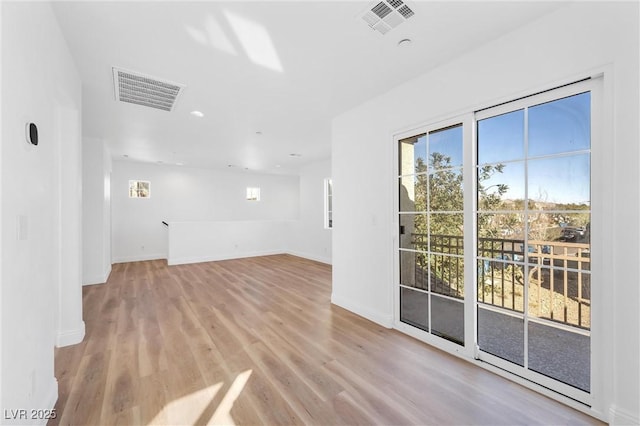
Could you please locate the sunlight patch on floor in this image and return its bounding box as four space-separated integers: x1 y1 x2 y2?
149 382 222 425
209 369 253 425
147 370 253 425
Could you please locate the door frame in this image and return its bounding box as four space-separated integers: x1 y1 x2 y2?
391 74 609 416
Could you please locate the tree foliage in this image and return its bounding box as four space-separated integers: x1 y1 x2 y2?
405 149 590 299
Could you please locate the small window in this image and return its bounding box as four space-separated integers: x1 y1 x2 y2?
129 180 150 198
324 178 333 229
246 187 261 201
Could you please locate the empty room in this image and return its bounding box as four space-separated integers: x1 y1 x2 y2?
1 1 639 425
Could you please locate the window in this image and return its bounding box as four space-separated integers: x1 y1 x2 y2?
324 178 333 229
129 180 150 198
246 187 260 201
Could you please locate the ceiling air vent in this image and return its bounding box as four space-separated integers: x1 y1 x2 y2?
360 0 415 35
112 67 185 112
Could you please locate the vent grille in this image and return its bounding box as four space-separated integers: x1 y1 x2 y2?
112 67 185 112
398 5 414 19
371 1 392 19
359 0 415 35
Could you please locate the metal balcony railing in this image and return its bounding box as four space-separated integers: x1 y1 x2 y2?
409 234 590 330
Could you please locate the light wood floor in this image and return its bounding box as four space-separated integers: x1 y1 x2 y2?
51 254 602 425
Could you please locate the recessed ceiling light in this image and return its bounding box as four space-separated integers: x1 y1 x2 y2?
398 38 412 47
275 164 281 168
190 110 204 118
176 162 184 166
289 153 302 157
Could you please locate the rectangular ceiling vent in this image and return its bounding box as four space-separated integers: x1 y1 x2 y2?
112 67 185 112
360 0 415 35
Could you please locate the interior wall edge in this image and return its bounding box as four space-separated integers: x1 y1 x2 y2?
82 265 111 286
55 322 85 348
285 250 331 265
331 293 394 329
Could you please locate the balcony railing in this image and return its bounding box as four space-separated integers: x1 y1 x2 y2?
409 234 590 330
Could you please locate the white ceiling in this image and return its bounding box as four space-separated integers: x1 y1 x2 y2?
52 1 567 175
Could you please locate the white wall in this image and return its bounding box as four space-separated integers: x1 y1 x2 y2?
111 160 300 262
288 159 332 264
332 2 638 423
168 220 290 265
1 0 4 414
1 1 83 422
55 100 84 348
82 137 112 285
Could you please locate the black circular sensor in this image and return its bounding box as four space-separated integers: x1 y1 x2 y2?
26 122 38 146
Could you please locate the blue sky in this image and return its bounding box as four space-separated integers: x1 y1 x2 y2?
477 92 591 206
401 92 591 206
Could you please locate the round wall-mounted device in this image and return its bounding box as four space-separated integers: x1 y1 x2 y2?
26 122 38 146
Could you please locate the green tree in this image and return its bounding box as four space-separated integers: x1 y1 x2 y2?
477 163 510 242
411 152 512 298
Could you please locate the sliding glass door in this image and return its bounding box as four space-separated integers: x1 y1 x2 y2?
396 80 596 404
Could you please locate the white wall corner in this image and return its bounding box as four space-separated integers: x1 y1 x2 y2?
56 321 85 348
40 377 59 426
112 253 166 264
83 264 111 286
2 377 58 425
331 293 393 328
609 405 640 426
286 250 332 265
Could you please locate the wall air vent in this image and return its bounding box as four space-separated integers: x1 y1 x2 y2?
360 0 415 35
112 67 185 112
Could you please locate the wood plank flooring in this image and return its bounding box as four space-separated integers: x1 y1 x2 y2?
50 254 602 425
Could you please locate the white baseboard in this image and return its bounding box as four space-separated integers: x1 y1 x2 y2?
56 321 85 347
114 250 331 266
168 250 285 266
331 293 393 328
82 265 112 286
286 250 332 265
112 253 165 264
609 405 640 425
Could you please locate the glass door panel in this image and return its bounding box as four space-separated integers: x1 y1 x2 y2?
476 90 591 396
398 125 464 346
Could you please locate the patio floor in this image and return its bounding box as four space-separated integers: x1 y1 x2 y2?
400 288 590 393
